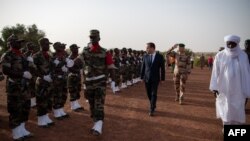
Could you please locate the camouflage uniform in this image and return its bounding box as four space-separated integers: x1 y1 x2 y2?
33 38 55 127
1 35 34 139
172 44 191 104
82 46 107 122
68 44 84 111
33 50 53 116
1 46 31 128
81 30 114 135
1 35 31 126
51 42 70 118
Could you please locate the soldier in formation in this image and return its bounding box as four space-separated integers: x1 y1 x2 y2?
68 44 84 112
1 34 34 140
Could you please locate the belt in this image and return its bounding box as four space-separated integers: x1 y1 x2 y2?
86 74 105 81
69 73 79 77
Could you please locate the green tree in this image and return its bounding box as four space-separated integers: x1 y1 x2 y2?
0 24 45 55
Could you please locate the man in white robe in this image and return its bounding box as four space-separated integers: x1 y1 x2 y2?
210 35 250 128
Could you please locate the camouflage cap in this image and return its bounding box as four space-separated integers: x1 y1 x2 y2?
89 29 100 37
178 43 185 48
70 44 80 50
39 38 53 45
7 34 25 43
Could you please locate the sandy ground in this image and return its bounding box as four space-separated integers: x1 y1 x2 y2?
0 67 249 141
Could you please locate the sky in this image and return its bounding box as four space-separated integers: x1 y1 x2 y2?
0 0 250 52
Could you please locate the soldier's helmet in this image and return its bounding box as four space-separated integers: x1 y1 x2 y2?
70 44 80 50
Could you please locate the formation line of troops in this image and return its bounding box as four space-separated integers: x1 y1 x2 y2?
0 29 193 141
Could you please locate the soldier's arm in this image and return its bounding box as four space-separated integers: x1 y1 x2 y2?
166 44 178 55
33 54 47 77
1 53 23 78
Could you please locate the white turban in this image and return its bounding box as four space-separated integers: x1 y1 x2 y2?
224 35 241 44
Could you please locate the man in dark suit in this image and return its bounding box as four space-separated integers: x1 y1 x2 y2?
141 42 165 116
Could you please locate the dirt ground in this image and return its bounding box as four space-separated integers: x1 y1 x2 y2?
0 67 250 141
